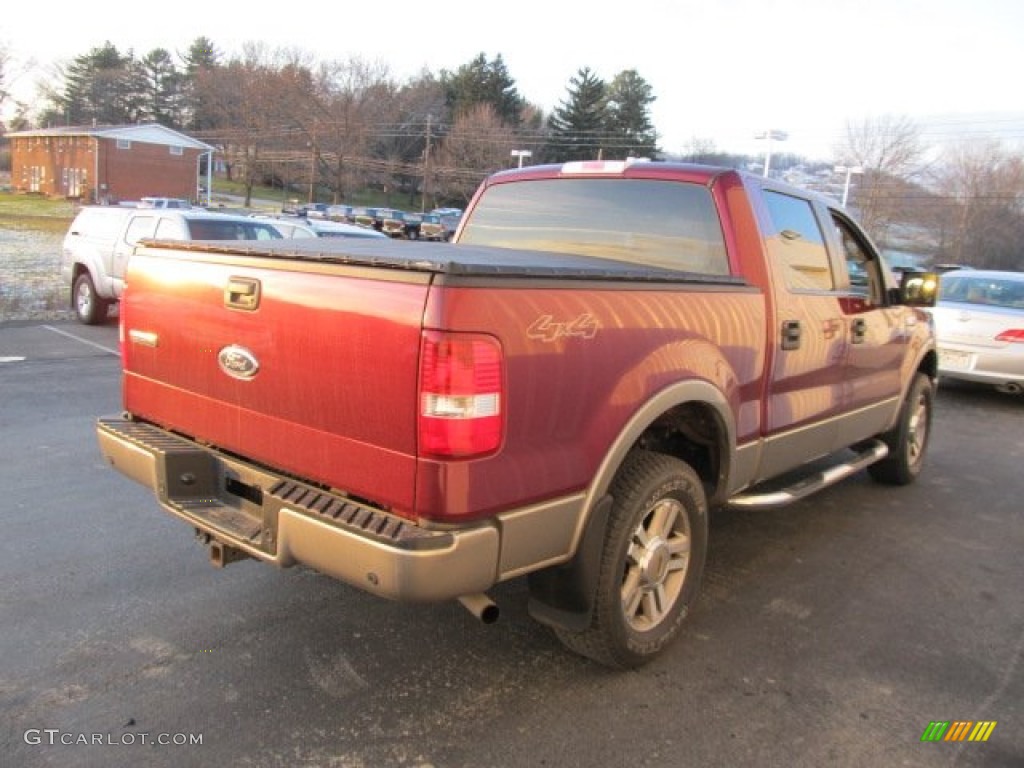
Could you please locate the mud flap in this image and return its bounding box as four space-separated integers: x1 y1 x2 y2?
527 494 612 632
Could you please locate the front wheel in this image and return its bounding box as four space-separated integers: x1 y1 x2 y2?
554 451 708 668
73 272 108 325
868 372 934 485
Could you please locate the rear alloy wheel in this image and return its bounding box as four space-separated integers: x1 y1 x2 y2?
554 451 708 668
73 272 107 325
868 372 933 485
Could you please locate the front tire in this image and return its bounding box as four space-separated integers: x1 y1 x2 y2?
868 372 933 485
554 451 708 668
73 272 107 325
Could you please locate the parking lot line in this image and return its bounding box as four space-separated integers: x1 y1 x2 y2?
42 324 119 356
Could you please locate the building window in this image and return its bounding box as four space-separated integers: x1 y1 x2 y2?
117 139 131 150
169 145 183 156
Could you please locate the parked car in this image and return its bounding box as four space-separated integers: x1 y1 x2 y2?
417 213 446 241
325 204 354 223
430 207 463 240
303 203 330 219
376 209 408 238
349 207 380 230
259 215 386 240
305 219 387 239
930 269 1024 394
256 216 319 239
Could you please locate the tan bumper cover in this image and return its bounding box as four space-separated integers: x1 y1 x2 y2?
96 417 500 602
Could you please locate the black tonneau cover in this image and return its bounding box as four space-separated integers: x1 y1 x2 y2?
142 237 745 285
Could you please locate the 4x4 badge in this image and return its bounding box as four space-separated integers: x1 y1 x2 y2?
218 345 260 380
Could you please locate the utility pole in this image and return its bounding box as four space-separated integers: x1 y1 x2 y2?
308 123 317 204
421 115 432 213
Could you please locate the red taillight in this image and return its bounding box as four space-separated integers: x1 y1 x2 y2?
419 331 504 458
995 329 1024 343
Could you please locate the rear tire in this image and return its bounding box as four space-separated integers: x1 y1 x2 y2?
868 372 933 485
554 451 708 668
73 272 108 325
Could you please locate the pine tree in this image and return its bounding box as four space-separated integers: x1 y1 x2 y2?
58 42 132 125
605 70 659 159
546 67 607 162
137 48 182 126
441 53 525 126
179 37 221 131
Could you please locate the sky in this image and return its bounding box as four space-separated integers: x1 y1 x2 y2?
3 0 1023 161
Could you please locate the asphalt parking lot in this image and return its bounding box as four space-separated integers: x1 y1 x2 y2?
1 319 1021 768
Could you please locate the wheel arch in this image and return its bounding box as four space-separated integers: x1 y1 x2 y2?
528 379 734 632
584 379 736 512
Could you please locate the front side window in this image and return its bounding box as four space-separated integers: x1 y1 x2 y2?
832 213 884 303
763 191 833 291
458 178 730 275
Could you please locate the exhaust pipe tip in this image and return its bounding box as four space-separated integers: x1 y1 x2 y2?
995 382 1022 395
457 593 500 624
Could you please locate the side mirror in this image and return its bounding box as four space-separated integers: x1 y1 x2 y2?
897 271 939 307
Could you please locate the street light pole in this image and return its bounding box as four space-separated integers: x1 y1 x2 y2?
754 129 788 178
511 149 532 168
834 165 864 207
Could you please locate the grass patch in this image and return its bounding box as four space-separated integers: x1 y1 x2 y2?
0 192 77 233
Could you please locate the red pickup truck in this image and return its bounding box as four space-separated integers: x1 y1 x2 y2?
97 161 938 667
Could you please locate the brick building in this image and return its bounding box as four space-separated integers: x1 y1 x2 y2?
7 123 214 204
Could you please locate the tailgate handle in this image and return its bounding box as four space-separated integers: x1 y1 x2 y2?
225 277 261 311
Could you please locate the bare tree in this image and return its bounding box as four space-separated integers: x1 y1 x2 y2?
309 57 394 204
196 43 314 207
835 114 926 240
436 103 515 203
932 141 1024 270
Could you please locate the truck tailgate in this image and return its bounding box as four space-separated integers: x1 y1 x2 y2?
120 245 430 516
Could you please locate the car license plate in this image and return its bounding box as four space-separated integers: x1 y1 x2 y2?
939 348 972 370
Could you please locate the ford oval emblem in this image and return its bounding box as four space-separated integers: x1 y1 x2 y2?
218 345 260 380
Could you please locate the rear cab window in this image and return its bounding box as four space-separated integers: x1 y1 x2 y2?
458 178 730 276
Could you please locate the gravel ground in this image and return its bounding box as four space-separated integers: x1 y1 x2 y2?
0 226 75 323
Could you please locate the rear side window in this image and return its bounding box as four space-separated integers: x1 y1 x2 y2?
762 191 833 291
153 217 187 240
123 215 158 245
186 220 283 240
458 178 729 275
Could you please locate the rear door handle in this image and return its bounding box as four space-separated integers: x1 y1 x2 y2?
851 318 867 344
781 319 802 350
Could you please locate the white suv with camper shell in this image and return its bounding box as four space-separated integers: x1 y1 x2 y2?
61 206 284 324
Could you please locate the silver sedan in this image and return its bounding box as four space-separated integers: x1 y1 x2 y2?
931 269 1024 394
